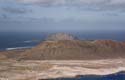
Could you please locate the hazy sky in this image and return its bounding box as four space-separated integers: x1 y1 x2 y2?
0 0 125 32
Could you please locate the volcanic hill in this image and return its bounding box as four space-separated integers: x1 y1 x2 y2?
0 33 125 60
17 33 125 60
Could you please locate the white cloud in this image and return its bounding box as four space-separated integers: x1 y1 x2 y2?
1 0 125 11
14 0 125 11
15 0 125 5
0 0 125 19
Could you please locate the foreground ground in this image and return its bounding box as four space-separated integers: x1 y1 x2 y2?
0 59 125 80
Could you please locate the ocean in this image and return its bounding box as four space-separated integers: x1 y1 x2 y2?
0 30 125 51
0 32 46 51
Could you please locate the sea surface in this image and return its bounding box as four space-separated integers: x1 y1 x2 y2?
0 32 46 51
0 30 125 51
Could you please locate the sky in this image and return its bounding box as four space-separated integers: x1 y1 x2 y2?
0 0 125 32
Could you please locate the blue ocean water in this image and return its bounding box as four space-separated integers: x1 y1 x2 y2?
0 30 125 51
0 32 47 51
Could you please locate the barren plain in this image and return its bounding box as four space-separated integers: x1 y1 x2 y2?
0 59 125 80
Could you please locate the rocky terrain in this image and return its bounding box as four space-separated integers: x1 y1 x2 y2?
0 54 7 60
0 33 125 80
18 40 125 60
0 33 125 60
0 59 125 80
46 33 77 41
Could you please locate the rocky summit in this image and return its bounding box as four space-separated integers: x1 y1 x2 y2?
46 33 77 41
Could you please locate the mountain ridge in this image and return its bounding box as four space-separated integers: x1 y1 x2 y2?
0 33 125 60
18 39 125 60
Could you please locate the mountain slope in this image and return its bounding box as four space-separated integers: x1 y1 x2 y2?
19 40 125 60
1 33 125 60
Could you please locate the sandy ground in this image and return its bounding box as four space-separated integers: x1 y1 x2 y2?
0 59 125 80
